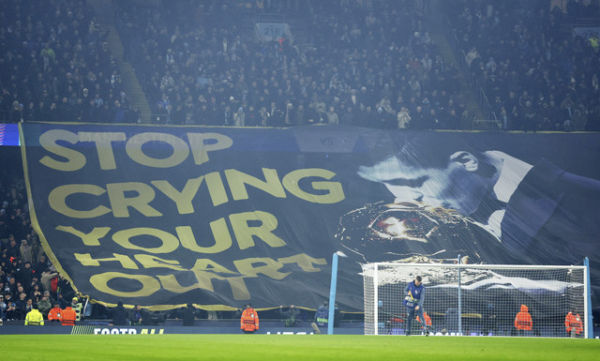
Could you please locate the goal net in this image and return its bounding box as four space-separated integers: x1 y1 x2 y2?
362 262 589 337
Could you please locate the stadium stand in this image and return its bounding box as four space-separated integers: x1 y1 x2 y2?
2 0 599 130
0 0 138 123
1 0 600 334
0 147 95 323
1 150 46 322
445 0 600 130
115 0 465 128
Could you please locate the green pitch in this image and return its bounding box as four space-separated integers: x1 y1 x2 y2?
2 334 598 361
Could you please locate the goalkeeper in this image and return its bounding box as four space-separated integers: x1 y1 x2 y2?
404 276 428 335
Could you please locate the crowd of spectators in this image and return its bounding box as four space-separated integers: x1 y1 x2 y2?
0 150 72 323
447 0 600 131
0 148 110 324
2 0 599 131
0 0 139 123
116 0 466 129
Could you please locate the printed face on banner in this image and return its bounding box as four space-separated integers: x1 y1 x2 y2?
358 151 493 215
342 135 600 308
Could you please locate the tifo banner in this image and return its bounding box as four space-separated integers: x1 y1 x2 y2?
20 123 600 311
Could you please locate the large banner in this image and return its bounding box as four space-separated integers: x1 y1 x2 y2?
20 123 600 311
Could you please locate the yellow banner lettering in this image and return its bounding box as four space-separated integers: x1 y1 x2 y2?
48 184 110 219
229 211 286 250
234 257 289 280
187 132 233 165
74 253 138 269
225 168 286 201
56 225 110 246
282 168 345 204
134 254 186 271
151 177 204 215
112 227 179 254
278 253 328 272
78 131 126 170
106 182 162 218
176 221 232 254
90 272 160 298
125 132 190 168
39 129 86 171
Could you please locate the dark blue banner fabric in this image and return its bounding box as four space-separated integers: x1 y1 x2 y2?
19 123 600 311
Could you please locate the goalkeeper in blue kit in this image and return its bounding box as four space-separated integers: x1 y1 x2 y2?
404 275 429 336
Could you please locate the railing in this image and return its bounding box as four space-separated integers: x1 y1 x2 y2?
479 86 496 121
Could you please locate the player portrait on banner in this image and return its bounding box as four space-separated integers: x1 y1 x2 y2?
336 136 600 298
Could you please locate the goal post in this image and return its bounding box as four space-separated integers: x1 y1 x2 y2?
362 262 590 338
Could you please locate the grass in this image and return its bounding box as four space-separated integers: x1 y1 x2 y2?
1 334 598 361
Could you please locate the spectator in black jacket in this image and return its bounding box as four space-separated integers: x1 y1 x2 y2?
181 303 195 326
16 261 34 292
111 301 129 326
129 304 144 325
279 304 300 327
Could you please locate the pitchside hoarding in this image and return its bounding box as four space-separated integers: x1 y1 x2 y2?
19 123 600 311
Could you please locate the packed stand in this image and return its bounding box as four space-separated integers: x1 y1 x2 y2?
447 0 600 131
0 150 83 324
116 0 465 129
0 0 139 123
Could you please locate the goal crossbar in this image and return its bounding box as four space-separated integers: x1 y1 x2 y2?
365 263 586 271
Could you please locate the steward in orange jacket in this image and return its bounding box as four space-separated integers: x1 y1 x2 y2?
240 304 259 333
514 304 533 333
565 312 583 337
47 304 62 322
60 306 77 326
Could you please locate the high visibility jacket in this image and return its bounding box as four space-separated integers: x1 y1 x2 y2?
73 302 83 321
48 307 62 321
240 308 259 332
514 304 533 331
60 307 77 326
25 309 45 326
315 305 328 326
416 312 432 327
565 312 583 335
